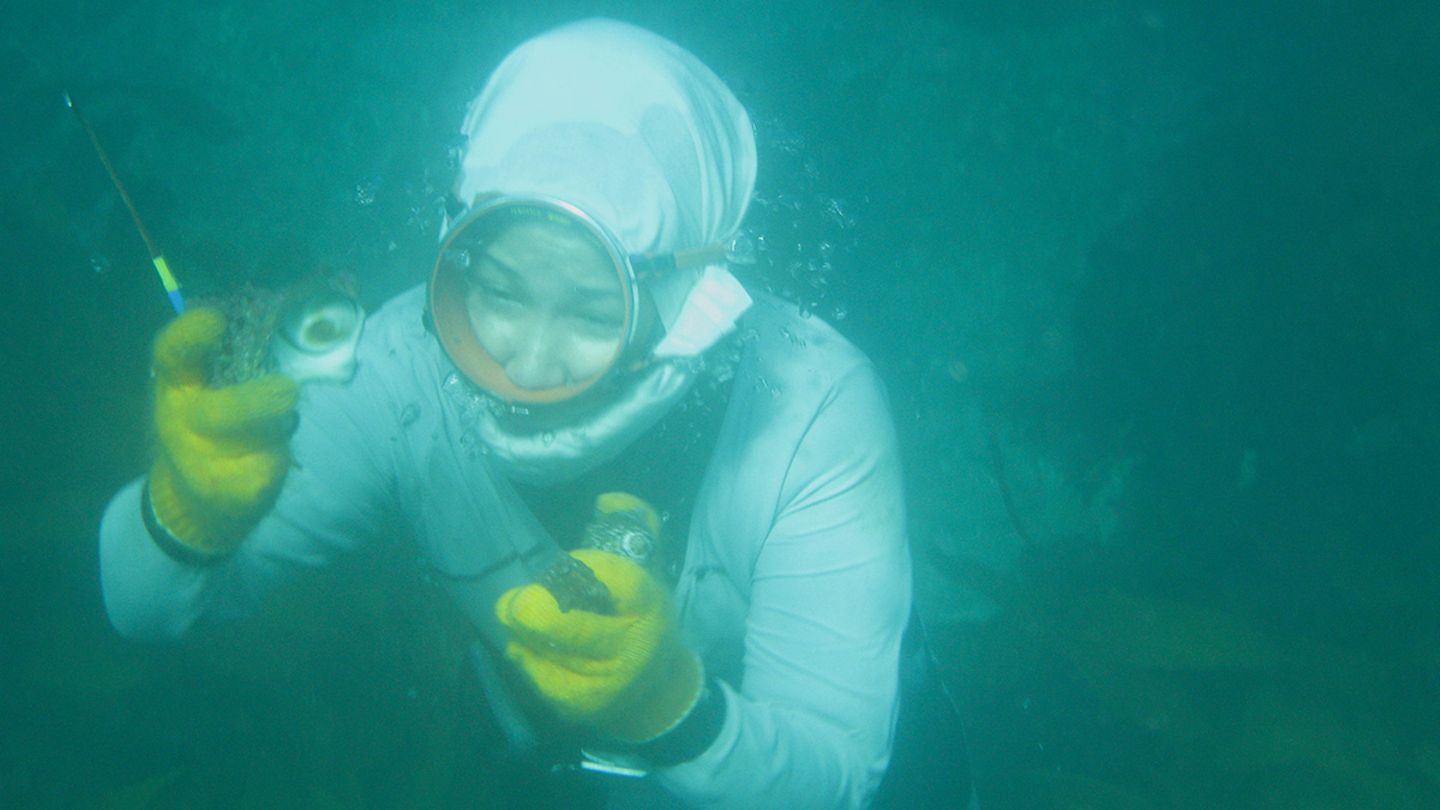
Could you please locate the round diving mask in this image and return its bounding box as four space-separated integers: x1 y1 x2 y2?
429 194 728 406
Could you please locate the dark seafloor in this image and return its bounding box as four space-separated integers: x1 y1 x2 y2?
2 1 1438 807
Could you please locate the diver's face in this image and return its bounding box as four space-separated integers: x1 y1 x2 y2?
464 219 626 390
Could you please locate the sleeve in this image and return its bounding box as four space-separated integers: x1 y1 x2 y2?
99 369 403 642
658 361 913 809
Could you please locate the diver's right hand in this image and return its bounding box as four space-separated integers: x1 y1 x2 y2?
147 308 299 557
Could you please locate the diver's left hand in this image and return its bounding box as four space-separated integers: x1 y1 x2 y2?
495 548 703 743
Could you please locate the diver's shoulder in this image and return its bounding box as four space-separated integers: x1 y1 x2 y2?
351 283 438 376
367 284 429 329
731 291 884 409
359 284 430 346
740 291 873 372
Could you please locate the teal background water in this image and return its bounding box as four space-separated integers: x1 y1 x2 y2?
3 1 1438 807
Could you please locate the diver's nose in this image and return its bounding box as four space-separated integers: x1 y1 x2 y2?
502 326 566 390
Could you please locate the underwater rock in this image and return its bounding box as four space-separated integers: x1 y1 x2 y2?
89 770 181 810
1013 768 1155 810
1054 590 1282 673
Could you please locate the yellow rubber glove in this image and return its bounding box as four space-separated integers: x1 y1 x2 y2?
148 308 299 556
495 548 703 743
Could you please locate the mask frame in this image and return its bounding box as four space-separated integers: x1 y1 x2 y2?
430 194 642 405
431 193 735 407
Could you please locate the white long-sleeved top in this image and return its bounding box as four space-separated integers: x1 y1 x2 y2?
100 285 912 808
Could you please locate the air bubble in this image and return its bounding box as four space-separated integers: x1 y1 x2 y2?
354 176 381 206
443 247 472 269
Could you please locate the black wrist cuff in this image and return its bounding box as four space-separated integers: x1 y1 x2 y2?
624 675 727 767
140 479 229 568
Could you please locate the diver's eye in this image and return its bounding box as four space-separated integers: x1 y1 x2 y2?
577 311 624 330
469 271 522 307
481 282 520 303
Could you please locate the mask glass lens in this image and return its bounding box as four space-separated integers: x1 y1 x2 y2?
432 199 633 403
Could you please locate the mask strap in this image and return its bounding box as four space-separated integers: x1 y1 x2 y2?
631 241 733 280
